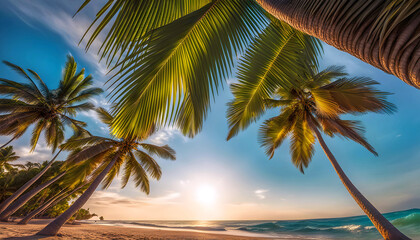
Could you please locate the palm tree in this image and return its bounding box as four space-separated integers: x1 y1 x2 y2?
0 55 103 215
18 180 90 225
37 108 176 236
227 63 408 239
0 161 67 221
74 0 419 139
0 146 21 173
75 1 321 139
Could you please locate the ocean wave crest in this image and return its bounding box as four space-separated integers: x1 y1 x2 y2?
391 213 420 227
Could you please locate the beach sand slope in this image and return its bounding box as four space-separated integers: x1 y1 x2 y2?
0 220 268 240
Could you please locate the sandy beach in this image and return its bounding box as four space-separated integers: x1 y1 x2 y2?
0 220 269 240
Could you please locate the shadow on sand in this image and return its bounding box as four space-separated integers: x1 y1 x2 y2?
2 235 59 240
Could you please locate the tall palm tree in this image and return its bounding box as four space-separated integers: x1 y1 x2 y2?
37 108 176 236
227 63 409 239
0 55 103 215
0 146 21 173
74 0 418 139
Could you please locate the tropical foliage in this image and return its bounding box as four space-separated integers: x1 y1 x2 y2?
37 108 176 235
75 0 419 140
0 55 102 217
75 0 321 138
0 160 95 220
0 55 103 151
0 146 21 173
227 61 410 238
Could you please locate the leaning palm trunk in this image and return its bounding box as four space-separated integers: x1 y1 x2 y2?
0 136 17 149
255 0 420 89
18 182 89 225
0 149 62 215
18 190 67 225
308 122 409 240
0 171 66 221
37 157 117 236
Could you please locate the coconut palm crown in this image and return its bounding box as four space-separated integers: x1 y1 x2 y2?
60 107 176 193
0 146 21 173
0 55 103 151
256 65 395 171
37 107 176 236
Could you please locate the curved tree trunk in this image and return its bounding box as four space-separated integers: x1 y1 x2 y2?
255 0 420 89
0 171 66 221
308 123 410 240
18 190 67 225
19 182 89 225
37 157 117 236
0 150 62 215
0 136 16 149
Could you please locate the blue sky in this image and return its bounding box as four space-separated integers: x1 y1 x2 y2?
0 0 419 220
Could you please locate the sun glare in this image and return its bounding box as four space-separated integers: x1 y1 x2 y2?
195 185 217 205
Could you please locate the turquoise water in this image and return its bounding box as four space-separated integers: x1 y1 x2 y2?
90 208 420 239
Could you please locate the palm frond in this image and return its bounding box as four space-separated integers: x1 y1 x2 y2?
318 117 378 156
139 143 176 160
259 107 296 158
312 77 396 116
2 61 45 100
95 107 113 126
290 116 315 173
102 154 125 189
124 151 150 193
226 19 321 140
66 142 116 164
135 150 162 180
78 0 212 65
107 0 267 138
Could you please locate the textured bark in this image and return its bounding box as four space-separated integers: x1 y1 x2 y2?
308 121 410 240
37 157 117 236
255 0 420 89
0 150 62 215
0 171 66 221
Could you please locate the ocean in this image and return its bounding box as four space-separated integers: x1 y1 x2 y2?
86 208 420 239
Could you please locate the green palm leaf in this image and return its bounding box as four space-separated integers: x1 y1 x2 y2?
105 0 267 138
77 0 211 65
227 19 321 140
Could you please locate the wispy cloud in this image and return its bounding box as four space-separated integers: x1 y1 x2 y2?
254 189 269 200
6 0 109 78
88 191 181 207
149 126 187 145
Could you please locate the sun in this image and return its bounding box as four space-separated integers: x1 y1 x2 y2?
195 185 217 205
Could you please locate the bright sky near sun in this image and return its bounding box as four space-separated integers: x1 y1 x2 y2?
0 0 419 221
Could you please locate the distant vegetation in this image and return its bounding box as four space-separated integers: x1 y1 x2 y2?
0 159 97 220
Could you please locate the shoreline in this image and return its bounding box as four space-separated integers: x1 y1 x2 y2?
0 219 273 240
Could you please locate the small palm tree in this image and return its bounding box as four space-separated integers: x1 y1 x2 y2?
0 146 21 173
227 64 409 239
0 55 103 215
37 108 176 236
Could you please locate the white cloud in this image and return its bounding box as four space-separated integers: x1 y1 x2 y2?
88 191 181 207
7 0 109 78
149 126 186 145
254 189 269 200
